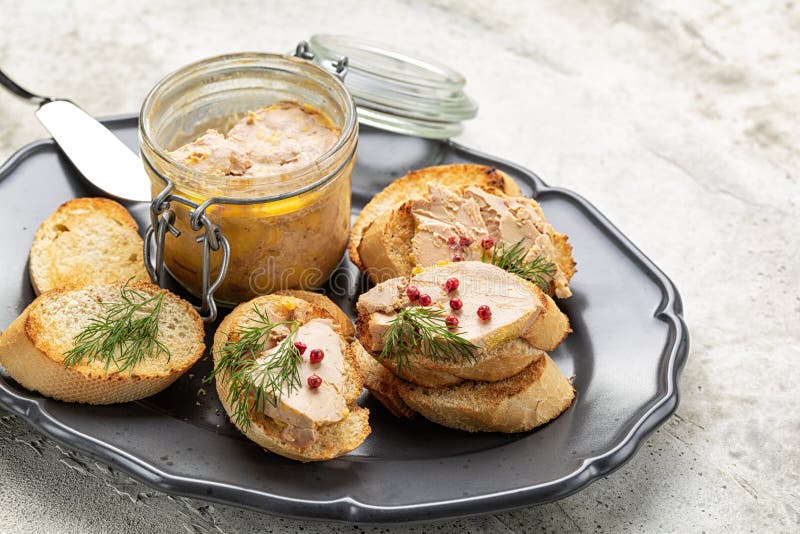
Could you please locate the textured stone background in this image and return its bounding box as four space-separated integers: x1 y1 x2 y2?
0 1 798 532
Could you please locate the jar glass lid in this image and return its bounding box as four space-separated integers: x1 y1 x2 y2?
304 34 477 139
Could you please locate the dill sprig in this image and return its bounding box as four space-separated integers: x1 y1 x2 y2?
380 307 479 372
205 306 301 430
482 239 557 291
63 283 170 373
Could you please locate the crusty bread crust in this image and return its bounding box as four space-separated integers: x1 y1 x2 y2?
526 290 572 351
349 164 521 276
373 338 541 387
376 354 463 388
397 353 574 433
356 205 416 284
212 294 370 462
29 197 150 295
414 338 544 381
0 282 205 404
550 223 577 288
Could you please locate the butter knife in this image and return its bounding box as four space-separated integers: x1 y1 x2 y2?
0 68 151 202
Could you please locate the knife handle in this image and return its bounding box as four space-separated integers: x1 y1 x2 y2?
0 68 51 105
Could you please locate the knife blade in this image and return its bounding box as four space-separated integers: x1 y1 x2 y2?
35 99 151 202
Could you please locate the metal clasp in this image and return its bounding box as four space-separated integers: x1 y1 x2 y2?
294 40 349 82
143 173 230 323
332 56 349 81
294 41 315 61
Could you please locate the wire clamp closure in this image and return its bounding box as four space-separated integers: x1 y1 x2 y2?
144 177 230 323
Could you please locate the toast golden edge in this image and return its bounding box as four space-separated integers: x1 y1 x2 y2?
357 348 575 432
397 353 575 433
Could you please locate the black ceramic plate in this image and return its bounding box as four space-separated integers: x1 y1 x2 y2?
0 116 688 523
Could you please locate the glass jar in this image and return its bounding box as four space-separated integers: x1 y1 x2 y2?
139 53 357 308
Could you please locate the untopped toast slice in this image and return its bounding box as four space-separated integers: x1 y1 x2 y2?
29 197 150 294
0 281 205 404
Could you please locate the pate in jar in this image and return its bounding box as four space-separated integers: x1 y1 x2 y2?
139 53 357 306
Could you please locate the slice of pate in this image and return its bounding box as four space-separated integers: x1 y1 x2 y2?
167 101 341 178
409 184 572 298
357 261 542 354
227 102 340 174
168 130 251 176
254 317 349 446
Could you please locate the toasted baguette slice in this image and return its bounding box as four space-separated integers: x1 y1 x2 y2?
350 164 522 279
362 293 571 388
0 282 204 404
213 294 370 462
356 262 571 384
29 198 150 294
397 353 574 433
354 177 576 294
389 289 571 384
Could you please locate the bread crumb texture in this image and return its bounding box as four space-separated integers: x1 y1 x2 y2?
0 282 204 404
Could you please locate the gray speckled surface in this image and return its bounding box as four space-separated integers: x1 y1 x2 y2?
0 1 798 532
